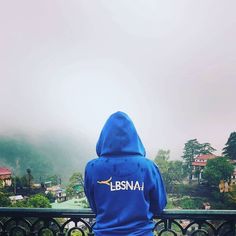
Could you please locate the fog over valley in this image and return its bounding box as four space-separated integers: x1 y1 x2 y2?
1 1 236 179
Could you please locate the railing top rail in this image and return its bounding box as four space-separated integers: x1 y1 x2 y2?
0 208 236 220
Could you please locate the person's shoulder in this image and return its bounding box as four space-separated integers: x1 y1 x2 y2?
142 157 155 165
142 158 161 172
85 158 98 169
139 157 156 168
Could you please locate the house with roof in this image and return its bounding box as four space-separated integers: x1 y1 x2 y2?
192 154 217 180
0 167 12 187
192 154 236 184
9 195 24 204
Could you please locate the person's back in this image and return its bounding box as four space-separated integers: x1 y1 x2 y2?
84 111 167 236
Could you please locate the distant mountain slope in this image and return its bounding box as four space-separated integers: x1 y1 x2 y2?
0 135 50 179
35 132 94 180
0 133 93 182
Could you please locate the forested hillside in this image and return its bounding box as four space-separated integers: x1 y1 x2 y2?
0 133 93 181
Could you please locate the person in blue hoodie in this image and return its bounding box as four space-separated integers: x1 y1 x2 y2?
84 111 167 236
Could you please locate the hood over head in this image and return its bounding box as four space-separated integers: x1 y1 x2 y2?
96 111 146 157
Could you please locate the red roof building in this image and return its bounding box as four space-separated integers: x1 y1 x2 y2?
191 154 217 181
192 154 217 167
0 167 12 187
192 155 236 184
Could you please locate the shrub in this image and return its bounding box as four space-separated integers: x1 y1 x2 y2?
27 194 51 208
0 192 11 207
174 197 203 209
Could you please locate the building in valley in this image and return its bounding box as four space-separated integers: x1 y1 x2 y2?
192 154 236 184
0 167 12 187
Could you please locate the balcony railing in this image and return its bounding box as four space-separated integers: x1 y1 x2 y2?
0 208 235 236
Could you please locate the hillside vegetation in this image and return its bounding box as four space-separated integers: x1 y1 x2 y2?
0 133 92 181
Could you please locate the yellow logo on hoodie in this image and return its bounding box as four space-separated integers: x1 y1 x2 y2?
98 177 144 191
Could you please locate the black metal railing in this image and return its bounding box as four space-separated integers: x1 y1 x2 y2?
0 208 235 236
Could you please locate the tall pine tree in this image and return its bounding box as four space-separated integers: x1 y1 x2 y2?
222 132 236 160
182 139 201 182
199 142 216 154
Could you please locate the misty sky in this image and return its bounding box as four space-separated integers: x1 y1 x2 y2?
0 1 236 159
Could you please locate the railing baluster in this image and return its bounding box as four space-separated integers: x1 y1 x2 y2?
232 219 236 236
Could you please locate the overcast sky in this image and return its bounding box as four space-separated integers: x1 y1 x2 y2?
0 1 236 159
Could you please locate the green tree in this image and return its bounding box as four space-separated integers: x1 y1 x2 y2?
70 172 84 186
20 175 28 187
166 161 186 192
155 150 185 192
202 157 234 186
15 176 23 188
11 200 28 208
154 149 170 173
222 132 236 160
0 179 4 188
0 191 11 207
66 172 84 197
199 142 216 154
46 175 61 186
26 168 33 188
182 139 201 182
26 194 51 208
45 191 55 203
20 169 34 188
12 194 51 208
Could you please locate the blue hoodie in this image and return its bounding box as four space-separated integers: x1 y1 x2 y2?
84 112 167 236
